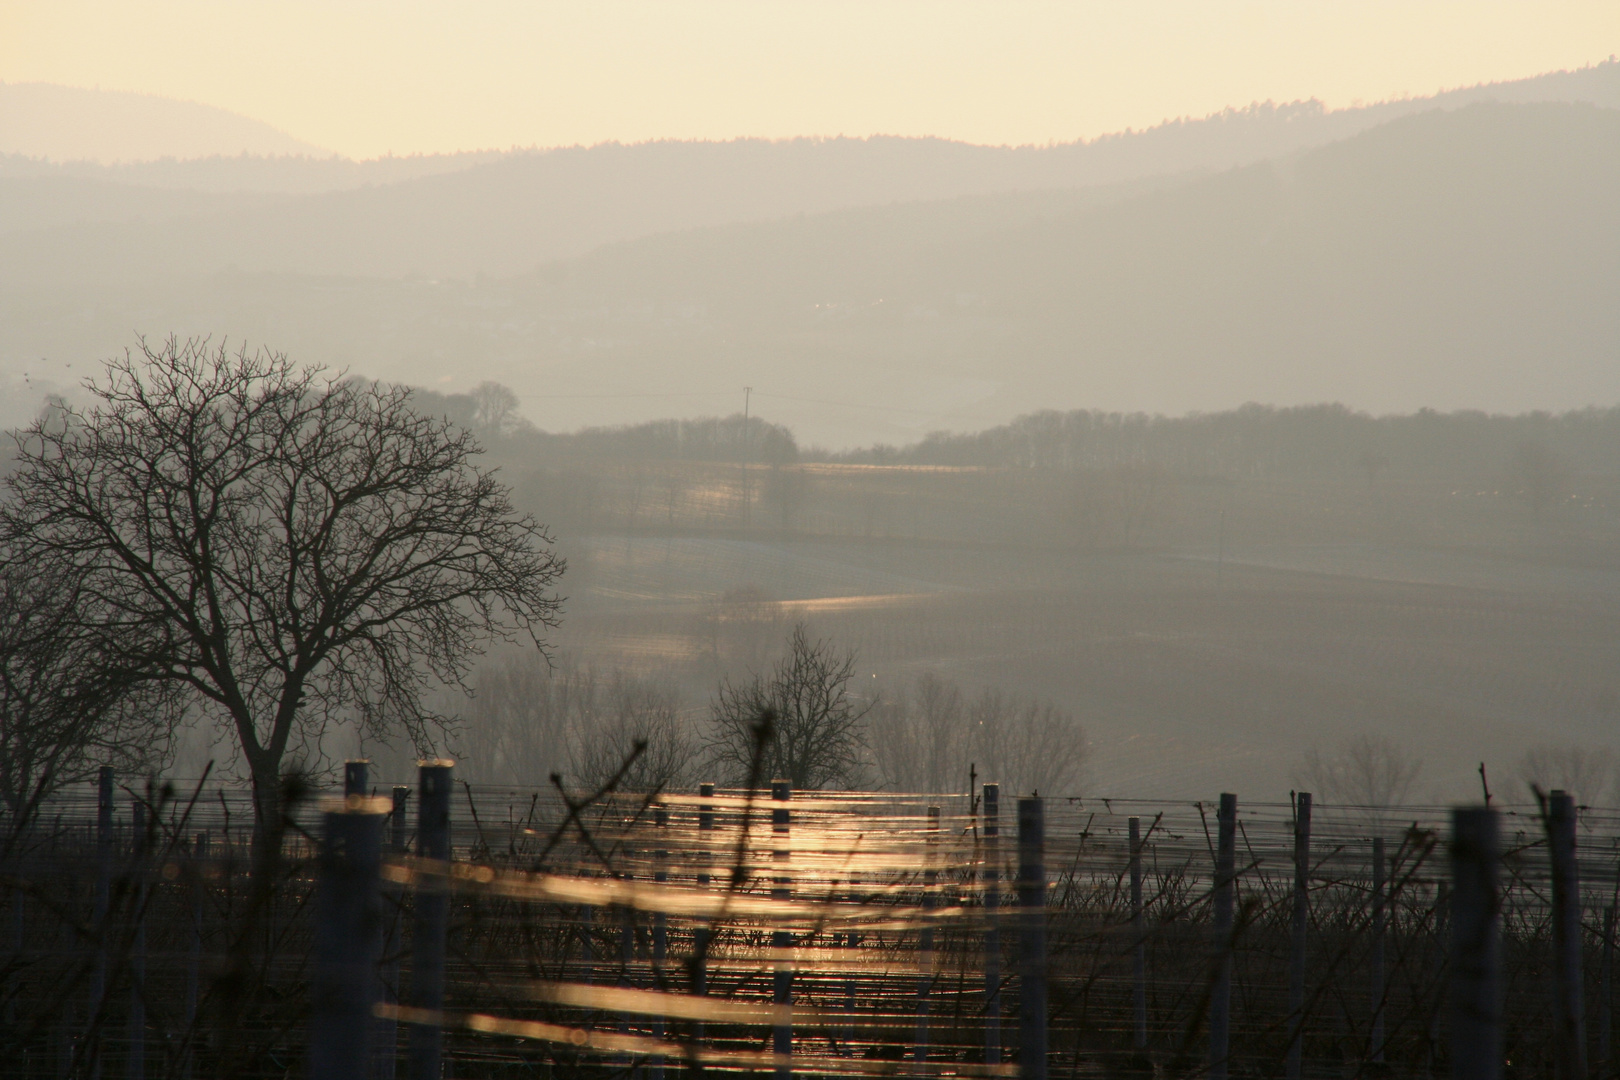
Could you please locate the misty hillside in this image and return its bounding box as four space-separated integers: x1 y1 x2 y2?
508 102 1620 426
0 82 325 162
2 61 1617 275
2 102 1616 447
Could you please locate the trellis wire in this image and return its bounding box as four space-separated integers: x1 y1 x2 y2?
3 775 1619 1078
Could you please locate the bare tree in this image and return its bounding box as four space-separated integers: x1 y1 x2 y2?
1295 734 1423 807
706 623 871 789
1512 440 1569 517
868 674 1085 795
1518 744 1619 806
450 650 580 786
0 556 176 820
571 670 694 794
470 380 521 437
969 686 1087 797
450 652 693 793
869 672 969 792
0 337 563 829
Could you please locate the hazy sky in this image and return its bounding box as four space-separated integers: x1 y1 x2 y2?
3 1 1618 159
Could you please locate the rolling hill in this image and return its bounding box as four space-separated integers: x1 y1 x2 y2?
1 102 1616 447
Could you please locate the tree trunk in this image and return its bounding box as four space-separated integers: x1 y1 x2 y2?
249 752 283 852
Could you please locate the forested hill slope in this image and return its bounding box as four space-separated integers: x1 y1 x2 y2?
2 102 1615 445
514 102 1620 426
2 61 1617 277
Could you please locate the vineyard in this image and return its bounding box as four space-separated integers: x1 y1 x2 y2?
1 766 1613 1079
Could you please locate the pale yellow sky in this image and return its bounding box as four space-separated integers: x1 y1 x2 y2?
2 1 1616 159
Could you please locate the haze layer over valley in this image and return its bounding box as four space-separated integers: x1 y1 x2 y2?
8 61 1620 802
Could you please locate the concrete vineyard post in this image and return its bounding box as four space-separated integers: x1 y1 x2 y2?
1371 835 1387 1065
1209 793 1236 1080
309 801 387 1080
1285 793 1311 1080
914 805 939 1064
696 781 713 1044
1129 815 1147 1052
128 799 147 1080
183 832 208 1080
1450 806 1502 1080
1017 796 1047 1080
88 765 113 1077
772 780 793 1080
345 760 370 800
1547 791 1586 1080
390 785 410 850
1601 904 1615 1079
652 806 668 1080
408 760 453 1080
375 785 410 1080
984 783 1002 1067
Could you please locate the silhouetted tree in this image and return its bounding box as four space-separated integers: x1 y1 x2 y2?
0 337 564 831
0 555 176 820
453 654 692 792
1295 734 1423 808
1518 744 1618 805
967 686 1087 797
869 673 968 792
706 623 870 789
470 380 522 436
1511 440 1569 517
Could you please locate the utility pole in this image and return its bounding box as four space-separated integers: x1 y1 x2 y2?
742 386 753 531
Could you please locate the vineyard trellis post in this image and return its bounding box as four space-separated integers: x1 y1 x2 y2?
128 797 148 1080
88 765 113 1075
183 830 207 1080
696 783 713 1012
7 821 21 965
1017 796 1047 1080
391 785 410 849
345 760 370 799
772 779 793 1080
1285 792 1311 1080
1129 814 1146 1052
1547 790 1586 1080
652 805 669 1080
1209 793 1236 1080
409 760 454 1080
376 784 410 1080
1428 879 1449 1069
309 799 387 1080
915 804 939 1064
1451 805 1502 1080
984 783 1002 1066
1602 904 1615 1080
1371 835 1387 1065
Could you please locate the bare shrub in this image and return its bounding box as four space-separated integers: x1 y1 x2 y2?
969 686 1087 797
868 673 1086 796
1517 744 1619 805
1295 734 1423 807
452 653 692 793
869 673 969 792
570 670 694 794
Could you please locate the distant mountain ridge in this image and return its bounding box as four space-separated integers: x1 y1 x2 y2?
4 59 1617 195
0 60 1616 281
2 101 1614 448
0 82 326 162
